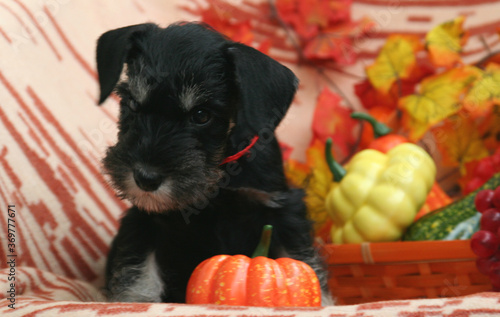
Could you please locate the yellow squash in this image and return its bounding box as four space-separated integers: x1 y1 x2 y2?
325 140 436 244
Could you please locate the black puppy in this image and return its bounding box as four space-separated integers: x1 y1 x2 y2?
96 22 331 304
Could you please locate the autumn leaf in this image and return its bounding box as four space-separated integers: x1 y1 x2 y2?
327 0 352 24
304 35 355 64
399 66 479 140
355 79 397 109
355 57 434 110
303 17 374 64
479 104 500 150
304 141 335 231
311 88 357 156
463 63 500 117
276 0 352 40
431 113 489 173
284 140 334 231
284 159 310 188
275 0 373 64
426 16 469 68
197 2 255 45
366 35 423 94
276 0 330 39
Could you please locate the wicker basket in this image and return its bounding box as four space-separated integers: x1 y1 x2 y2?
320 240 492 305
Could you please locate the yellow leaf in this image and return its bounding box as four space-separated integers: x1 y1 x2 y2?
284 159 310 188
426 16 469 68
431 114 489 173
399 66 479 140
284 140 334 230
303 140 334 229
463 63 500 117
366 35 421 94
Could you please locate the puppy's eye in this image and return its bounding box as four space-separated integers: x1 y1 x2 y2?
191 108 212 125
129 100 139 112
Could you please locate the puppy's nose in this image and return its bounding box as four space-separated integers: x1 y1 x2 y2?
133 168 164 192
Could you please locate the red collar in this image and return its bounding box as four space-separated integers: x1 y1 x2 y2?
220 135 259 165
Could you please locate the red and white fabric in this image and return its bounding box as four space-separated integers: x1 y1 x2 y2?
1 0 500 316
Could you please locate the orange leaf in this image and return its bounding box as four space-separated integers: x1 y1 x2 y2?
276 0 327 39
276 0 352 40
431 113 489 173
305 140 335 231
303 17 374 64
304 36 356 64
200 4 254 45
366 35 422 94
284 140 334 232
325 0 352 24
284 159 310 188
426 16 469 68
399 66 479 141
299 0 330 29
305 139 331 177
479 104 500 151
311 88 357 156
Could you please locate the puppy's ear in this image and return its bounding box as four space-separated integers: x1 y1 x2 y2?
228 43 298 135
96 23 157 104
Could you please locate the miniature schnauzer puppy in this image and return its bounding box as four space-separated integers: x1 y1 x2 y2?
96 22 331 304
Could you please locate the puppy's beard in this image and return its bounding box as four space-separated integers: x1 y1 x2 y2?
123 174 175 212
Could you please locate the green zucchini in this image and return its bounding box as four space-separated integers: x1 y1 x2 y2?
403 173 500 241
442 213 480 240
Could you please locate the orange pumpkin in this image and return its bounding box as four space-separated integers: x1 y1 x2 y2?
186 225 321 307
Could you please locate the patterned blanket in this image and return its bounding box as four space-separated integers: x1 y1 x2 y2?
2 267 500 316
1 0 500 315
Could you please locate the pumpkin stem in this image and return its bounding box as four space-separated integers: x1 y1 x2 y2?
351 112 392 138
325 138 346 182
252 225 273 258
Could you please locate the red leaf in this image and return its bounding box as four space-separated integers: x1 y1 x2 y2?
294 11 374 64
199 4 254 45
311 88 357 156
354 79 398 110
304 35 356 65
326 0 352 24
276 0 356 40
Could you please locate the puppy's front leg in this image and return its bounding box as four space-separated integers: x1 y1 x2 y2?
105 208 165 302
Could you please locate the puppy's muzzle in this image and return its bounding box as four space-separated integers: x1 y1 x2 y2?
133 168 164 192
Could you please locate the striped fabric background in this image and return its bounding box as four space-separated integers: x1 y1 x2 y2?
0 0 500 314
0 267 499 315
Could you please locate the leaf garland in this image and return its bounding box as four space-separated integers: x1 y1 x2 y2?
184 1 500 193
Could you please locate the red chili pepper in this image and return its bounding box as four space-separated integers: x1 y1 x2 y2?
355 108 401 152
352 112 408 153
